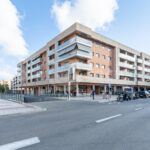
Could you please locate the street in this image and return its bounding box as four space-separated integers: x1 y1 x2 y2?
0 99 150 150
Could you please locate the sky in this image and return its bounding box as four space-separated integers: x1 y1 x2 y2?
0 0 150 80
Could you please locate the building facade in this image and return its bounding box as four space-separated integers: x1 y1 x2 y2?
0 80 11 89
18 23 150 96
11 63 22 91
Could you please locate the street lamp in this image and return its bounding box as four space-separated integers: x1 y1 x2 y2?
68 66 75 101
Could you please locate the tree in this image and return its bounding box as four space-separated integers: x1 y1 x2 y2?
0 84 9 93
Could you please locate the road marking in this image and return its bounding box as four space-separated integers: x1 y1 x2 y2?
96 114 122 123
135 108 143 111
0 137 40 150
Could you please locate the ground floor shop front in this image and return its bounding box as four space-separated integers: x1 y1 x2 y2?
23 83 150 96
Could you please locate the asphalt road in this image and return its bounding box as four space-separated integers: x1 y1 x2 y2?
0 99 150 150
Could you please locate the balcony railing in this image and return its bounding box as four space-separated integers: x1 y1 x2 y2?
57 36 92 51
32 58 41 65
137 59 142 63
119 71 135 77
48 69 55 74
137 74 143 78
119 53 135 62
119 62 134 69
27 70 31 74
144 75 150 79
137 66 143 70
48 49 55 56
48 59 55 65
31 71 42 79
144 61 150 66
32 65 41 72
57 62 92 72
144 68 150 72
58 50 92 62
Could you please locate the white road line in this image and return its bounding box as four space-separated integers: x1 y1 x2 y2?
96 114 122 123
135 108 143 111
0 137 40 150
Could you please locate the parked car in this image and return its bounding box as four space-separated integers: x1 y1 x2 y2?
117 91 135 102
138 91 150 98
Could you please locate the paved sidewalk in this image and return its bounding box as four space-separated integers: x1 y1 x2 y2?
55 95 117 103
0 99 45 116
71 95 117 103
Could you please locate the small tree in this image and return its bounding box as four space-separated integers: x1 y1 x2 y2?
0 84 9 93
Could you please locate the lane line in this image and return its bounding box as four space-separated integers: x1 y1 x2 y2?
135 107 143 111
0 137 40 150
96 114 122 123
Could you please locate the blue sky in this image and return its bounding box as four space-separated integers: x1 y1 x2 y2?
0 0 150 80
12 0 150 52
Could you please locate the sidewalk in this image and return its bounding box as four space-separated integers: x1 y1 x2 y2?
57 95 117 103
0 99 45 116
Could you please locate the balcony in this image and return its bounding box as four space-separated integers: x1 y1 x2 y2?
27 63 31 67
137 74 143 78
144 61 150 66
32 58 41 65
31 72 42 79
27 70 31 74
32 65 41 72
119 62 134 69
57 62 92 72
137 66 143 70
144 74 150 79
137 59 142 63
57 36 92 51
48 49 55 56
48 69 55 74
48 59 55 65
144 68 150 72
58 50 92 62
119 71 135 77
75 75 136 85
56 77 69 83
119 53 135 62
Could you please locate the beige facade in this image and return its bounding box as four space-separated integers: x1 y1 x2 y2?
18 23 150 95
0 80 11 89
11 63 22 91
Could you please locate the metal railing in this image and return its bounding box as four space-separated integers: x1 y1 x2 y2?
0 93 24 103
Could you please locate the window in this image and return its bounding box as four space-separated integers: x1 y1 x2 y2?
89 63 94 68
108 66 112 70
102 55 106 59
101 65 105 69
96 74 100 78
96 53 100 58
95 42 101 48
90 73 94 77
101 74 105 78
95 64 100 68
92 52 94 56
49 44 55 51
109 75 112 78
107 47 112 51
108 56 112 61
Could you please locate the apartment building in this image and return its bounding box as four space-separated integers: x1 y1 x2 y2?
11 63 22 91
0 80 11 89
18 23 150 96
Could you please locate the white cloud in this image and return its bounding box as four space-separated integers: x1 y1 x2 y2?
0 0 29 80
0 0 28 57
51 0 119 31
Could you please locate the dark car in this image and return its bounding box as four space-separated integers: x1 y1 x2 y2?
117 91 138 102
138 91 150 98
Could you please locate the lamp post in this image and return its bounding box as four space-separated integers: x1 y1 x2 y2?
68 67 72 101
68 66 75 101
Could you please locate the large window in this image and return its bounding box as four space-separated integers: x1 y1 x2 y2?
96 53 100 58
95 64 100 68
